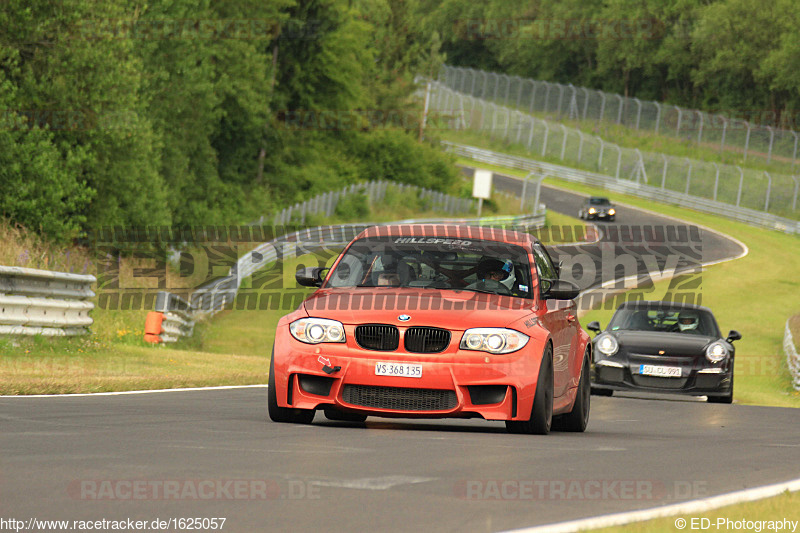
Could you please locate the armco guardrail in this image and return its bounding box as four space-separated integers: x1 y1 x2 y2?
0 266 96 336
442 141 800 234
785 319 800 392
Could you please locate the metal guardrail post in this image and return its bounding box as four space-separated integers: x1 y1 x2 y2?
0 266 96 336
784 319 800 391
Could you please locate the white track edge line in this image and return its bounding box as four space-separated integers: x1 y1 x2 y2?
504 476 800 533
0 384 268 398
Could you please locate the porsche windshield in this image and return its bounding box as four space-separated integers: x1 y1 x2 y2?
325 236 533 298
608 306 720 337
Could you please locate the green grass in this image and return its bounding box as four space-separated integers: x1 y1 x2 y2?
437 125 800 220
0 336 266 394
591 490 800 533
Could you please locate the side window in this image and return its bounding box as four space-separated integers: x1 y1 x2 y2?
532 244 557 281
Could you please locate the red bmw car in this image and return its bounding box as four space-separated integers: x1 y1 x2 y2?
269 224 592 434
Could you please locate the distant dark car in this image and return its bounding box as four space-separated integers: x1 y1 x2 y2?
587 301 740 403
578 197 616 221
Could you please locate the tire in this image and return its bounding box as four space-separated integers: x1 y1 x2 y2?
707 370 733 404
506 344 553 435
578 210 584 220
268 353 315 424
324 407 367 422
553 348 590 432
591 387 613 397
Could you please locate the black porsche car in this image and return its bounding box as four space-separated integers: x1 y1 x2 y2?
587 301 740 403
578 196 616 221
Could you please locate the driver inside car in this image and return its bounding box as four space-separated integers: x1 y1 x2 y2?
675 311 702 334
469 258 516 293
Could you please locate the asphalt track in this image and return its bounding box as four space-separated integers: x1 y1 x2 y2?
2 388 800 532
3 173 796 533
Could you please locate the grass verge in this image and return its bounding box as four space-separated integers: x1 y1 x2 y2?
591 490 800 533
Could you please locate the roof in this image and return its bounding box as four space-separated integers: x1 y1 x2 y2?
355 224 540 247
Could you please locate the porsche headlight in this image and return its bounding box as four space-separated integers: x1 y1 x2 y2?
588 207 597 214
290 318 346 344
460 328 529 354
705 342 729 363
596 334 619 356
608 208 616 215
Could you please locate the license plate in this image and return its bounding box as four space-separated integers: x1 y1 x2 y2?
375 362 422 378
639 364 681 378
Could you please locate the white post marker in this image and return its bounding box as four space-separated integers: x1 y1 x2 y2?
473 169 493 218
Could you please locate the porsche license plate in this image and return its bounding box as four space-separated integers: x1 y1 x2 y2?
375 362 422 378
639 364 681 378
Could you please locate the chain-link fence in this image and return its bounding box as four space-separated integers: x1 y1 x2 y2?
440 65 800 173
429 81 800 224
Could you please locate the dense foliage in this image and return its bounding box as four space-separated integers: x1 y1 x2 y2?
0 0 453 241
429 0 800 122
5 0 797 243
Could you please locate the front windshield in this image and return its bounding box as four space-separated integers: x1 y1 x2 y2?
325 236 533 298
590 197 611 206
607 307 719 336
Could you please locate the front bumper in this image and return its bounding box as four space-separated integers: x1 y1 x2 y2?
591 361 732 397
587 211 615 220
272 332 545 421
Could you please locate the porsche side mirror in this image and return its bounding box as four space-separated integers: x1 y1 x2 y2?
542 279 580 300
586 321 601 334
296 267 327 287
726 330 742 343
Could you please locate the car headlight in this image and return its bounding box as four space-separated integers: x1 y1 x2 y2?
588 207 597 214
705 342 729 363
596 334 619 356
290 318 346 344
460 328 529 354
608 208 616 215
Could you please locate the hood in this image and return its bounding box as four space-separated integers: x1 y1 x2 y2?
609 330 715 356
302 287 534 329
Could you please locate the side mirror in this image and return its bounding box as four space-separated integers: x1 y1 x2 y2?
296 267 327 287
541 279 580 300
586 321 601 334
726 330 742 343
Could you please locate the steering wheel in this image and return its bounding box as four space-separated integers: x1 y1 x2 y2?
465 279 512 296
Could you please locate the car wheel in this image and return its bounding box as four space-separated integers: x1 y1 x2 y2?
268 352 315 424
609 216 615 222
578 210 584 220
553 348 590 432
324 407 367 422
591 387 613 397
506 344 553 435
707 371 733 404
